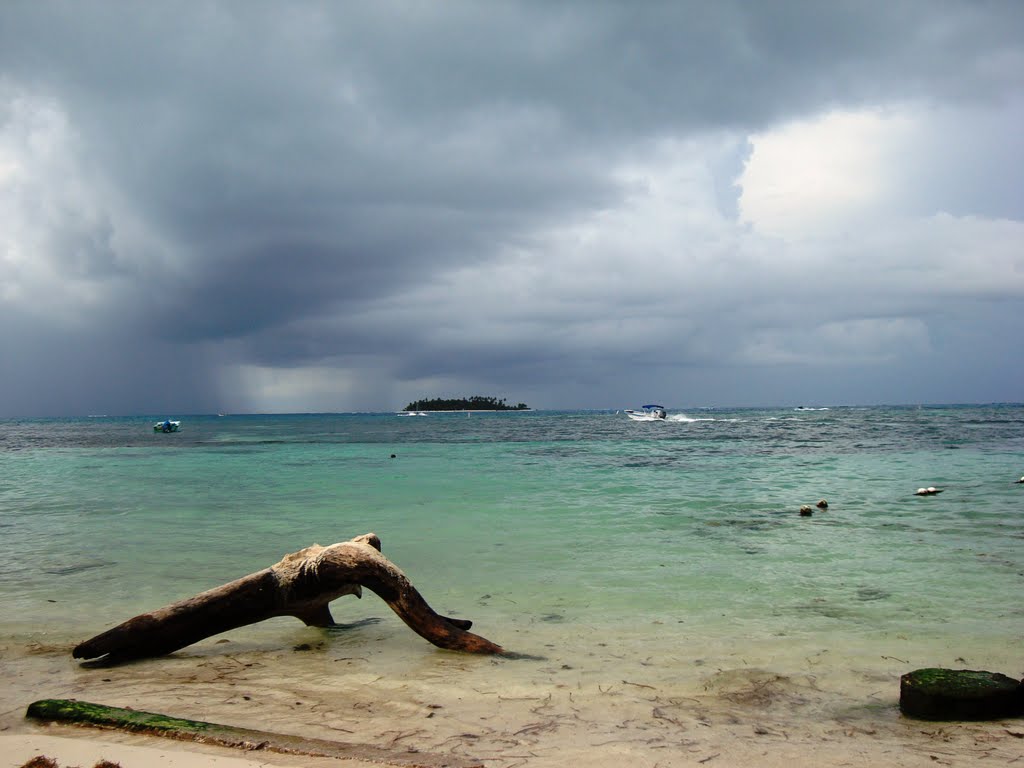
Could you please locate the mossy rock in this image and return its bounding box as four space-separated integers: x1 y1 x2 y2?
900 668 1024 721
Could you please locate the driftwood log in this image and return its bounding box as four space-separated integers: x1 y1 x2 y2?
73 533 503 662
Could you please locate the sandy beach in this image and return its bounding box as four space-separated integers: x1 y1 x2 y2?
4 633 1022 768
3 733 389 768
6 702 1024 768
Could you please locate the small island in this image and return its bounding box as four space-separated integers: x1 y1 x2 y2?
404 395 529 412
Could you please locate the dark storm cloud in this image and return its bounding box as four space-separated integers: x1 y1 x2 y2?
1 1 1023 415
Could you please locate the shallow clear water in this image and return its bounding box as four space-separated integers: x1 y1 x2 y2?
2 405 1022 661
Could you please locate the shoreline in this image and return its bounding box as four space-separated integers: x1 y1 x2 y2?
4 633 1023 768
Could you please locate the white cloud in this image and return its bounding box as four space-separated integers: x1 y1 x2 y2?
739 95 1024 238
738 108 916 239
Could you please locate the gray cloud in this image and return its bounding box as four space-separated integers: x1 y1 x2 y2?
1 1 1022 415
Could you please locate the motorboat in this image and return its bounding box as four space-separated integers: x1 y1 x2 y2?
398 411 428 416
624 405 667 421
154 419 181 433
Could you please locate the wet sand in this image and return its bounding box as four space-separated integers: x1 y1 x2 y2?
3 627 1022 768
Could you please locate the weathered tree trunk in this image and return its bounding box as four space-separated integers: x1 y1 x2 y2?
73 533 503 662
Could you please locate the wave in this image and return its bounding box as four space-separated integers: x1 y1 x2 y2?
668 413 720 423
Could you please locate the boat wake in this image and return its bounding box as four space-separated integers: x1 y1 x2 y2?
668 413 718 423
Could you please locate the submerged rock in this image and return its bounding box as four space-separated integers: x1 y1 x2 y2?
900 668 1024 721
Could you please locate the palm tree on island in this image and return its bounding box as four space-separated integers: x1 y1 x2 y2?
403 395 529 412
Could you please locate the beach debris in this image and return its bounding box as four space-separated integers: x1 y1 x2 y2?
20 760 119 768
25 699 485 767
914 487 943 496
18 758 59 768
816 499 829 509
73 532 503 663
799 505 814 516
899 668 1024 721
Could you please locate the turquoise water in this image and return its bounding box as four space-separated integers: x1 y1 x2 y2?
4 406 1023 764
2 405 1022 660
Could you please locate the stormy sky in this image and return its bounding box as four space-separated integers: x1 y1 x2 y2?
2 1 1022 416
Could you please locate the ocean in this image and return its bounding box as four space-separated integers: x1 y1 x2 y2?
2 405 1023 764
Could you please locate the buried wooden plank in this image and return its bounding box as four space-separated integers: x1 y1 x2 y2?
26 699 483 768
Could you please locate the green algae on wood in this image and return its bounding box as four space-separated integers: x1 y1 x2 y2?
900 668 1024 721
27 699 216 735
26 699 483 768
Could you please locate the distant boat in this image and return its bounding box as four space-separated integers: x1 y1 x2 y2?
624 405 667 421
397 411 428 417
154 419 181 433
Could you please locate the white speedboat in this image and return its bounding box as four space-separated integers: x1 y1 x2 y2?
154 419 181 433
624 405 667 421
